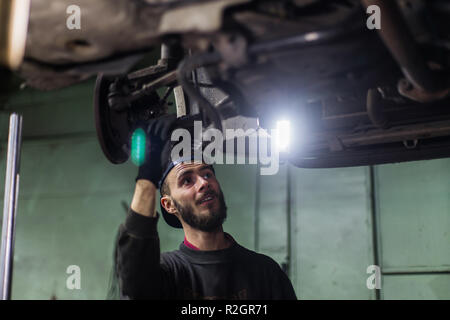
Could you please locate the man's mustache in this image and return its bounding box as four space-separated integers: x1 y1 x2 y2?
196 190 218 204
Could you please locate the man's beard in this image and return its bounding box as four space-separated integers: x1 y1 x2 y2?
173 189 227 232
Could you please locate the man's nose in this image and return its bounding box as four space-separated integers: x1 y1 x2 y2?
196 175 210 192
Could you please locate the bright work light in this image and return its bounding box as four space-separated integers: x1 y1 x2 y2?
276 120 291 152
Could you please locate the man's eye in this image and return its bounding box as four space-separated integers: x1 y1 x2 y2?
182 178 191 185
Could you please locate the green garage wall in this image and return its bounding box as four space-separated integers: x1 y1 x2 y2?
291 166 375 299
0 78 448 299
375 160 450 299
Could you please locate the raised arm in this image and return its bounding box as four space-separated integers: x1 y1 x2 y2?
114 115 177 299
131 179 157 217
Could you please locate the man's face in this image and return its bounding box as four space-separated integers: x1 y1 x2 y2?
162 162 227 232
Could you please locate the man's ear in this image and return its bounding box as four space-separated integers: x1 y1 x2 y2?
161 195 177 214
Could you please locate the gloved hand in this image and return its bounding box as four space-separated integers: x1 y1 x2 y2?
135 114 177 187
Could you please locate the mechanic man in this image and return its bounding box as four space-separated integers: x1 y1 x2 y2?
113 115 297 300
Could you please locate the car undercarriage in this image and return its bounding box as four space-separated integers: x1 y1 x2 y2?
3 0 450 168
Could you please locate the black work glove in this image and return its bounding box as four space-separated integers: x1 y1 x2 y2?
135 114 177 187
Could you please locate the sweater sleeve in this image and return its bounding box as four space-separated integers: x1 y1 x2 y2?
275 269 298 300
268 261 297 300
114 209 176 299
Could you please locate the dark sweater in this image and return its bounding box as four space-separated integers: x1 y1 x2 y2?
114 210 297 300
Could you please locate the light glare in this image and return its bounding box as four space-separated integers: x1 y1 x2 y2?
276 120 291 152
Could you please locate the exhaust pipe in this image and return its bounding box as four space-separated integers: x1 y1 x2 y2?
361 0 450 102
